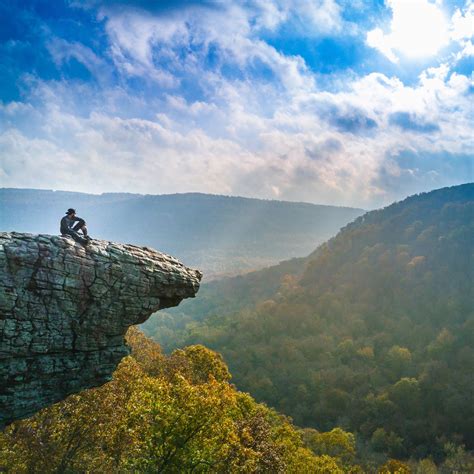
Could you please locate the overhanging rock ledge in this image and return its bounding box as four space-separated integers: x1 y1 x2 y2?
0 232 202 429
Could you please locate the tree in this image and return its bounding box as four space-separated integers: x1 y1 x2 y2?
385 346 412 379
168 344 231 384
302 427 356 464
371 428 405 458
389 378 421 414
378 459 411 473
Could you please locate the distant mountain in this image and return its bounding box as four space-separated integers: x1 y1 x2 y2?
148 184 474 459
0 188 363 279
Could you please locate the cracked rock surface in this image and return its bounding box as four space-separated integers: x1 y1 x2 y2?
0 232 202 429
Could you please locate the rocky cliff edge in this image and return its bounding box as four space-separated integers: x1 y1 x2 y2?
0 232 202 428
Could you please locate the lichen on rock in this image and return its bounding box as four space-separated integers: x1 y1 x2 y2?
0 232 201 429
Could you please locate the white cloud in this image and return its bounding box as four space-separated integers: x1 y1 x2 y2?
98 1 333 93
366 28 399 63
450 1 474 61
2 54 471 208
451 1 474 41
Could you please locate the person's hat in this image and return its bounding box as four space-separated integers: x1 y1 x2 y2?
66 208 76 215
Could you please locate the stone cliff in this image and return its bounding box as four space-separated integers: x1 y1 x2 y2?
0 232 202 429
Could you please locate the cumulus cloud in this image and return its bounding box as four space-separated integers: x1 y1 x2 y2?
98 1 318 93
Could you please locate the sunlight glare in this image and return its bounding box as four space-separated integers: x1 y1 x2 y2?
389 0 449 58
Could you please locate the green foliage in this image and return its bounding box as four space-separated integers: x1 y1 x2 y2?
414 458 438 474
440 443 474 473
124 374 239 472
146 184 474 460
371 428 405 458
141 255 310 351
385 346 412 379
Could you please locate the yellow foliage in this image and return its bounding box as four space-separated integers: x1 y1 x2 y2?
311 454 344 473
0 330 321 473
415 458 438 473
379 458 412 473
357 346 375 359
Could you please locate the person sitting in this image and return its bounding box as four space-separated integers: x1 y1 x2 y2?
60 208 91 245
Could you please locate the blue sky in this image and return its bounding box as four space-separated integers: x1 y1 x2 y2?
0 0 472 207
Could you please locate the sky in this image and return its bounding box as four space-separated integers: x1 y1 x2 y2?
0 0 472 208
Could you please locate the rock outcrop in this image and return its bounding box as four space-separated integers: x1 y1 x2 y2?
0 232 201 429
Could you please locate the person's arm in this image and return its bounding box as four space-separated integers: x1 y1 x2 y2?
74 216 86 225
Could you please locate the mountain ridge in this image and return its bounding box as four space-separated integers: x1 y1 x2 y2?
0 188 364 280
0 187 365 210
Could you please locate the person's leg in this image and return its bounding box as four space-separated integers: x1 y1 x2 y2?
72 222 88 236
65 229 89 245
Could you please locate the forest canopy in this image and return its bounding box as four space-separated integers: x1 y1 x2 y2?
3 329 469 472
0 330 358 473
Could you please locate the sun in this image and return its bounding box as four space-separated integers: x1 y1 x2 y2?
367 0 450 61
389 0 449 57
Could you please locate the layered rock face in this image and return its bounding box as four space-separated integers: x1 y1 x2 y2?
0 232 201 429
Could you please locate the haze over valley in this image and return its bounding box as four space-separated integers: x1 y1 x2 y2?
0 188 363 279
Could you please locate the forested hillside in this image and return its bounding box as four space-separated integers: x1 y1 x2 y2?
148 184 474 462
0 188 363 279
142 255 309 349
